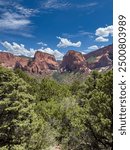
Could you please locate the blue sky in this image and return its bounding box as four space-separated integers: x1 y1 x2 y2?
0 0 113 60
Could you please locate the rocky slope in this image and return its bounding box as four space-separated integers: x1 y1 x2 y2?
25 51 59 74
84 44 113 60
60 50 90 73
0 51 59 75
84 44 113 70
0 52 29 69
0 44 113 75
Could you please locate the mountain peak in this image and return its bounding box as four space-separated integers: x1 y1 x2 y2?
0 44 113 75
60 50 90 73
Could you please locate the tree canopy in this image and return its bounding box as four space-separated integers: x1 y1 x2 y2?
0 67 113 150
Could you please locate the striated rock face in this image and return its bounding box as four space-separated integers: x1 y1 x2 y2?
15 57 30 69
0 52 29 69
88 54 112 70
84 44 113 60
84 44 113 70
0 52 16 68
25 51 59 74
60 50 90 73
0 51 59 75
0 44 113 75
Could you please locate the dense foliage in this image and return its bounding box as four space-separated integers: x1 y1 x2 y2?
0 67 113 150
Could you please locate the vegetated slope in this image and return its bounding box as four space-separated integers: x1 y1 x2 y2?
0 66 113 150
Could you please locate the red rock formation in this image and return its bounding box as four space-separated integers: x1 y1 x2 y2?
0 52 29 69
84 44 113 70
14 57 30 71
0 52 15 68
0 51 59 75
0 44 113 75
84 44 113 60
88 54 112 69
26 51 59 74
60 50 90 73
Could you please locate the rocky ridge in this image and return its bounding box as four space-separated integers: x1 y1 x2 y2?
0 44 113 74
60 50 90 73
84 44 113 70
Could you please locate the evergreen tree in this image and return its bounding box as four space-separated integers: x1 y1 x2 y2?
14 68 40 95
0 67 35 149
37 78 70 102
62 71 113 150
0 67 113 150
77 71 113 150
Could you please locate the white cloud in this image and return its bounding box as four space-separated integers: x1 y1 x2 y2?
82 45 99 53
62 31 93 39
0 12 31 30
0 0 38 17
57 37 81 48
42 0 70 9
39 48 64 60
1 41 64 60
42 0 97 10
95 25 113 37
1 41 35 57
76 2 97 8
87 45 99 51
0 0 9 6
95 36 109 42
0 1 38 37
100 45 105 48
14 4 38 17
37 42 48 47
81 51 86 54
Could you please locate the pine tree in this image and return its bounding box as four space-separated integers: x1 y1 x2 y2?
63 71 113 150
80 71 113 150
0 67 35 149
